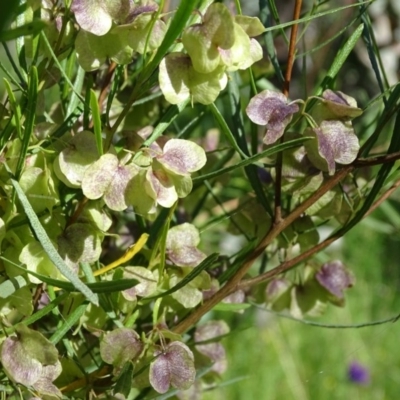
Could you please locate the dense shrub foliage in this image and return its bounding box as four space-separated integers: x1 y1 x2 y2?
0 0 399 398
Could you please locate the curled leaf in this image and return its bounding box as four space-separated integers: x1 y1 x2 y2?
182 3 235 74
218 23 263 71
304 120 360 175
316 260 355 303
54 130 99 188
314 89 363 122
246 90 299 144
82 153 140 211
166 223 206 267
159 53 227 105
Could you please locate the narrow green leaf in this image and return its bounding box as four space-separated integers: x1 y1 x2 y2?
0 60 24 91
143 100 189 147
40 30 85 103
0 275 28 298
140 0 201 83
209 103 248 159
193 137 311 183
90 89 103 155
317 24 364 94
114 363 134 398
212 303 251 312
106 64 124 124
49 302 88 344
3 293 69 335
335 110 400 236
7 259 139 293
263 2 371 33
144 253 219 300
42 106 84 147
16 65 38 180
0 0 19 35
2 42 26 86
260 0 284 84
0 20 47 42
66 64 85 116
360 8 388 97
3 77 22 139
10 177 99 305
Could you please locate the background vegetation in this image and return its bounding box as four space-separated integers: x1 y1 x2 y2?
1 0 400 399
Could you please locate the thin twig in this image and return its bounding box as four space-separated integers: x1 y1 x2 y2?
274 0 303 225
239 177 400 290
172 165 352 334
283 0 303 97
172 146 400 334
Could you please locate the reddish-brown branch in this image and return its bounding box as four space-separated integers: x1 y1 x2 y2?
172 165 352 334
239 177 400 290
354 151 400 166
172 147 400 334
274 0 303 225
282 0 303 97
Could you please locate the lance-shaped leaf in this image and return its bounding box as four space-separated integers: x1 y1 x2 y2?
246 90 299 144
71 0 131 36
304 120 360 175
182 3 235 74
159 52 227 105
156 138 207 176
145 164 178 208
75 29 133 71
82 153 140 211
313 89 363 122
149 342 196 394
316 260 355 305
54 130 99 188
100 328 143 367
166 223 206 267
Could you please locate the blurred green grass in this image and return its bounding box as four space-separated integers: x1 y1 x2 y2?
204 211 400 400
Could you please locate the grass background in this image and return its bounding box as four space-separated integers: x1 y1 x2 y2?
204 202 400 400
